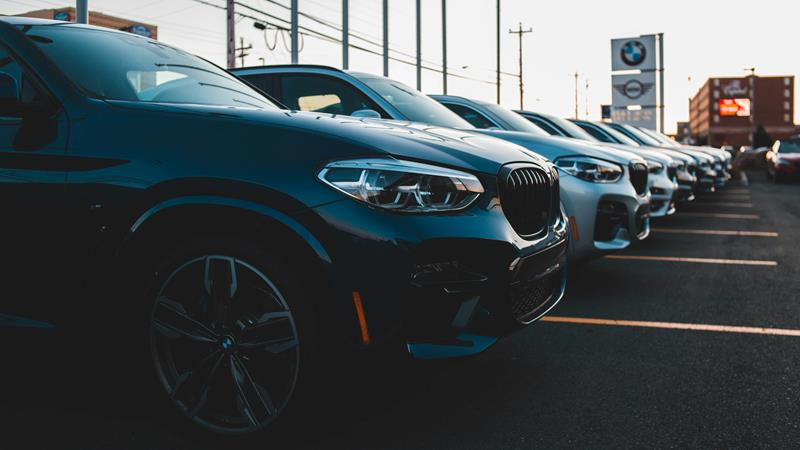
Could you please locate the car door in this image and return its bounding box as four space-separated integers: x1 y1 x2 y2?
0 40 70 331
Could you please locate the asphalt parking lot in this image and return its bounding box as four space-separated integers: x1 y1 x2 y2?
2 170 798 449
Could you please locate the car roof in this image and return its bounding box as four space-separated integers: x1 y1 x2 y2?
231 64 345 73
0 16 63 26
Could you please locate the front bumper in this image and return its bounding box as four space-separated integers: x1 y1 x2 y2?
648 172 678 218
559 173 650 262
309 184 569 359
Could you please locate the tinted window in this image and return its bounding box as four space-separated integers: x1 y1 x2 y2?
778 139 800 153
609 123 662 147
240 73 277 96
480 103 548 135
537 114 599 142
277 74 383 116
0 45 48 110
442 103 497 129
26 25 276 109
526 116 563 136
575 122 614 143
356 76 472 129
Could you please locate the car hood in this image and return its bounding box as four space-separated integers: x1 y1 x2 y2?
105 101 542 175
470 129 646 166
776 153 800 162
591 142 673 166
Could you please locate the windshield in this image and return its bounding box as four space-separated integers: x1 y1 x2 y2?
778 139 800 153
612 124 663 147
482 103 549 136
543 115 599 142
357 76 472 129
639 127 679 147
26 25 278 109
595 123 640 146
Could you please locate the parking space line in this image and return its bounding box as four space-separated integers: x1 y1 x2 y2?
603 255 777 266
689 202 753 208
540 316 800 337
678 212 759 219
651 228 778 237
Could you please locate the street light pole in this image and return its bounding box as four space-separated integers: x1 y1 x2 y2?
442 0 447 94
226 0 235 68
342 0 349 70
495 0 500 104
76 0 88 24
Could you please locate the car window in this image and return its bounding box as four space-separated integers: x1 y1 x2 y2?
278 74 383 116
778 139 800 153
575 122 613 142
480 103 548 135
538 115 599 142
594 123 640 146
442 103 497 129
355 76 473 129
25 25 277 110
0 45 49 111
526 116 563 136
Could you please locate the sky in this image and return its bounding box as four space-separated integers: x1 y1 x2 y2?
3 0 799 133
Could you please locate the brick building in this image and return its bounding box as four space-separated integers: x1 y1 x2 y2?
689 75 795 147
16 7 157 39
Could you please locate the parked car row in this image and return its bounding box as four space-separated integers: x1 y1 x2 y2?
0 18 732 439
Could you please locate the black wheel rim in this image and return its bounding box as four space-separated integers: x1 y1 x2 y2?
150 255 300 435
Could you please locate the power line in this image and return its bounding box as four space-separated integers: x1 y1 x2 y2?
191 0 496 85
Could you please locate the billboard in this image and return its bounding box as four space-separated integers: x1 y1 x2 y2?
611 35 657 71
612 72 657 107
719 98 751 117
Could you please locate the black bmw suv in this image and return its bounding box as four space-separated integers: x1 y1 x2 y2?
0 17 567 437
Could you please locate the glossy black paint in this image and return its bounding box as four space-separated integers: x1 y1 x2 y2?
0 18 566 356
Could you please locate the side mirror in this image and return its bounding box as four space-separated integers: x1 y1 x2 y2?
0 73 21 116
351 108 382 119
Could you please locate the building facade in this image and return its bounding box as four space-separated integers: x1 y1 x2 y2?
17 7 157 40
689 75 795 147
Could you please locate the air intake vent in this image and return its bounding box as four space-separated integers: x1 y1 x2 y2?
629 162 648 196
499 165 555 238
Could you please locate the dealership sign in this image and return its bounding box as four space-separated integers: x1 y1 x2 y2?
719 98 751 117
611 35 657 72
612 72 657 107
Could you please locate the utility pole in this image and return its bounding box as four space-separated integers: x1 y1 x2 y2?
509 22 532 110
76 0 88 24
382 0 389 76
416 0 421 91
745 67 756 145
226 0 235 68
342 0 349 69
585 79 589 119
442 0 447 94
495 0 500 103
573 72 579 119
236 37 252 68
290 0 298 64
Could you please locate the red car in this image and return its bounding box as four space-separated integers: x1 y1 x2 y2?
766 138 800 182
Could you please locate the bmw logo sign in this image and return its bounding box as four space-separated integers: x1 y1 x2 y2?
129 24 153 38
53 11 71 21
621 40 646 66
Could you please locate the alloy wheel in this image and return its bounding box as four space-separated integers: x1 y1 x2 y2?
149 255 300 434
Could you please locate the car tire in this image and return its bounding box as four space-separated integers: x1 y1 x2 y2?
143 236 319 442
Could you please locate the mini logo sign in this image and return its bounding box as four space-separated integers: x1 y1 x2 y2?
620 41 647 66
53 11 71 21
613 79 655 100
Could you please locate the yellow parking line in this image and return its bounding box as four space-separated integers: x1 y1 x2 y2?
603 255 777 266
540 316 800 337
678 212 759 220
651 228 778 237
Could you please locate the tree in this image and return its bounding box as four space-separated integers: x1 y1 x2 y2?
753 125 772 148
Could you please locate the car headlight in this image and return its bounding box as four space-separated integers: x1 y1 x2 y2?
318 158 484 212
647 161 664 174
554 156 623 183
